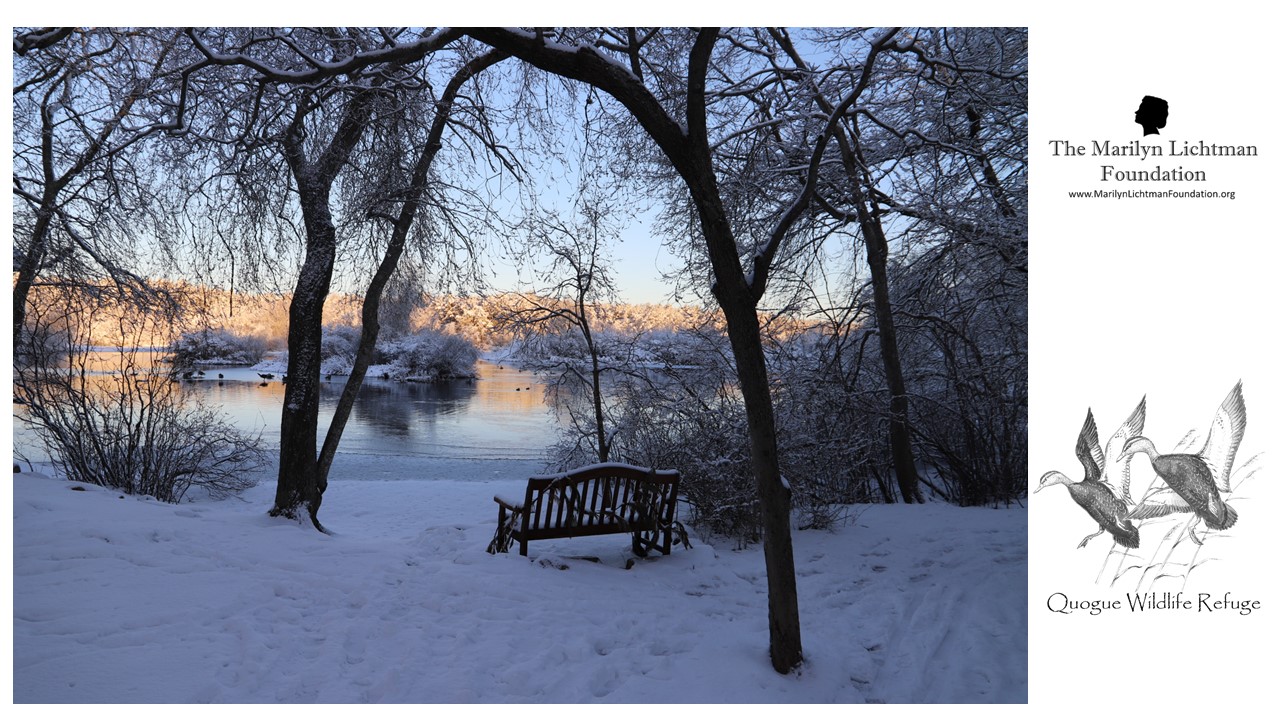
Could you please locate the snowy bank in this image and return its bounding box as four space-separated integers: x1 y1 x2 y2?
12 468 1026 703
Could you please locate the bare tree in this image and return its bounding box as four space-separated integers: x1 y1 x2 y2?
757 28 928 503
778 28 1026 505
271 83 380 528
459 26 878 674
500 201 620 464
182 29 508 529
12 27 186 343
886 30 1027 505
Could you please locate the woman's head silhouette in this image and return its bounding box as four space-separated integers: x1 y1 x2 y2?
1135 96 1168 136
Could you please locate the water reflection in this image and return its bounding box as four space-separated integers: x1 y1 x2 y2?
14 358 557 464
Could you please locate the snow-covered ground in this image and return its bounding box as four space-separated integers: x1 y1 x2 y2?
11 462 1026 704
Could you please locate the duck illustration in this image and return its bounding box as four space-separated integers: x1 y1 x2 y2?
1120 381 1245 545
1037 398 1146 549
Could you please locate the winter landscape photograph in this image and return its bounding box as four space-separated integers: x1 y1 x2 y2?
10 27 1028 704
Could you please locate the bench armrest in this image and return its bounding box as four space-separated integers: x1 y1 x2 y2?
494 494 525 512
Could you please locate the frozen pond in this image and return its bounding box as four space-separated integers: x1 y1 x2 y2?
13 358 560 479
194 360 555 460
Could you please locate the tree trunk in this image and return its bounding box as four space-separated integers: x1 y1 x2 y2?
829 117 923 505
769 29 925 505
270 90 376 530
687 122 804 671
717 292 803 672
857 199 924 504
316 261 384 485
590 356 608 463
581 305 609 463
271 210 336 530
13 205 54 343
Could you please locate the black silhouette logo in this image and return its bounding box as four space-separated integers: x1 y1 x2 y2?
1135 95 1168 136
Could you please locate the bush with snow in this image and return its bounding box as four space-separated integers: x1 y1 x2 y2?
319 324 362 375
16 346 266 503
252 325 479 381
382 329 479 382
168 328 267 367
531 326 880 542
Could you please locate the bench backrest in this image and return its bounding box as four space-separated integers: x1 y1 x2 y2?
520 464 680 537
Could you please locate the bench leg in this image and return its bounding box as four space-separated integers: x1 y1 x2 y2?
634 528 668 557
489 505 510 554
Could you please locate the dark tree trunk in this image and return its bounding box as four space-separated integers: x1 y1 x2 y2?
966 105 1018 220
317 280 383 485
270 90 376 530
685 31 803 674
771 29 924 504
825 119 924 505
840 147 923 504
14 100 63 343
686 134 804 671
858 202 924 504
580 303 609 463
715 288 803 672
13 205 54 343
272 230 333 528
590 357 608 463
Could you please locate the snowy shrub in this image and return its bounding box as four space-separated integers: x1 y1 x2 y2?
383 329 479 382
535 332 769 544
322 324 361 362
264 325 479 381
507 329 591 369
618 389 763 544
17 321 266 503
632 328 717 369
169 328 267 367
525 320 881 542
539 328 878 542
768 334 887 508
251 324 362 376
882 241 1027 507
317 324 362 375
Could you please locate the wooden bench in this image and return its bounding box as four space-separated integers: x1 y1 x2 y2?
489 463 681 557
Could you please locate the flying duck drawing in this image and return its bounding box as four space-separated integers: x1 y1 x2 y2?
1037 397 1147 549
1120 381 1245 545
